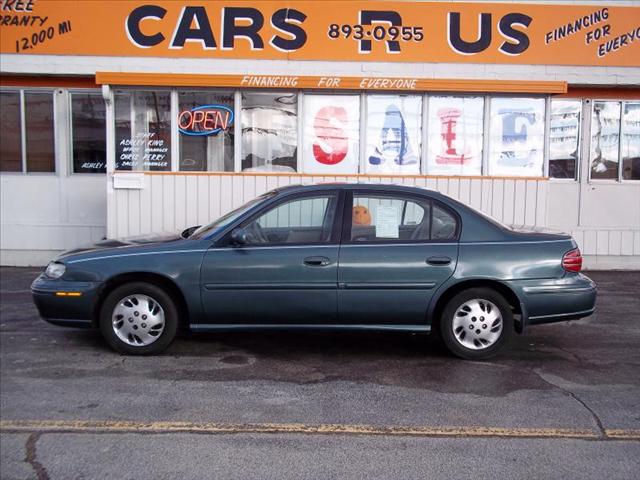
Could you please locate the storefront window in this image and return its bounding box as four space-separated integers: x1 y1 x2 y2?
0 91 22 172
178 91 234 172
71 93 106 173
365 95 422 174
426 96 484 176
25 92 55 172
488 97 545 177
115 90 171 171
302 95 360 174
590 101 621 180
621 102 640 181
241 92 297 172
549 100 581 179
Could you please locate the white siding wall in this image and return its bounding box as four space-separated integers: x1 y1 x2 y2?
548 181 640 268
108 172 548 237
0 174 107 266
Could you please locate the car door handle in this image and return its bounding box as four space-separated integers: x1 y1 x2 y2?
303 256 331 267
426 256 452 266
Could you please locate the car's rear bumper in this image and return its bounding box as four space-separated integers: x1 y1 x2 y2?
527 307 596 325
509 273 597 326
31 275 101 328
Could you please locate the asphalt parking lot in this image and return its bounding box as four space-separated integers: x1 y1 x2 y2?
1 267 639 479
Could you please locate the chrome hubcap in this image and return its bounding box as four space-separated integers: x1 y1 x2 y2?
112 294 165 346
452 298 503 350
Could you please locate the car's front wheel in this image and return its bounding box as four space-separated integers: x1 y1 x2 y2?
440 288 513 360
99 282 178 355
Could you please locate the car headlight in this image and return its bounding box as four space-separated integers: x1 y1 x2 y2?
45 262 66 279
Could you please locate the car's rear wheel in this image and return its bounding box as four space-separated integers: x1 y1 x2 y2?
99 282 177 355
440 288 513 360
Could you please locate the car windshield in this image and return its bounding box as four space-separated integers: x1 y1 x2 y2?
190 192 276 239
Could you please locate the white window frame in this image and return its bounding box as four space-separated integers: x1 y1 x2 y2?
620 100 640 183
422 93 487 177
237 90 299 174
299 91 362 175
362 92 424 176
68 89 108 175
586 98 640 183
547 97 583 182
483 93 548 178
174 87 236 173
0 87 58 175
111 86 174 172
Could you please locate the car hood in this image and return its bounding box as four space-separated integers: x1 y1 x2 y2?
57 232 183 259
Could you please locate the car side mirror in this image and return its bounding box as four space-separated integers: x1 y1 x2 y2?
181 225 201 239
230 228 249 245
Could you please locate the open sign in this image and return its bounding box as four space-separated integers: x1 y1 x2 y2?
178 105 234 136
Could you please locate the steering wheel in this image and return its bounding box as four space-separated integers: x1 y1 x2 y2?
245 221 269 244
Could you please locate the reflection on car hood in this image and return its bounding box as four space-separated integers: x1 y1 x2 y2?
58 232 182 259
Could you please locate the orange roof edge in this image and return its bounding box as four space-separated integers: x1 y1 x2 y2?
0 74 98 89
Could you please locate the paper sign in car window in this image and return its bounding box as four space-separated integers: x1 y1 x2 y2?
375 205 400 238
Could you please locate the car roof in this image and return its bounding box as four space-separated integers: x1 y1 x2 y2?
273 183 442 198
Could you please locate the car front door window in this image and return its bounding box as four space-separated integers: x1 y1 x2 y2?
243 194 338 245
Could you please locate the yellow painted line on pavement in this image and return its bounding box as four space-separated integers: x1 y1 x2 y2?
0 420 618 440
605 429 640 440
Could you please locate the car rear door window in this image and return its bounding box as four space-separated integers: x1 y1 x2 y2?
350 193 457 242
242 194 338 245
351 194 431 242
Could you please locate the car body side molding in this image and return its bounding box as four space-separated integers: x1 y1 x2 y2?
341 283 437 290
190 324 431 333
204 283 336 290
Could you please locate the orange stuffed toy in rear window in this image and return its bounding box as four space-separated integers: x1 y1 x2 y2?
353 205 371 225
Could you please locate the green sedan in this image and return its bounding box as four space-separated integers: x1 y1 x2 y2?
32 184 596 359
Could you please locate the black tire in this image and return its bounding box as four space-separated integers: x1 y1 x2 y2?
99 282 178 355
439 287 513 360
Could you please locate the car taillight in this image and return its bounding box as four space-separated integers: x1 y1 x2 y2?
562 248 583 272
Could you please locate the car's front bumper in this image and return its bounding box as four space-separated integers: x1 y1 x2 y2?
31 275 102 328
509 273 597 326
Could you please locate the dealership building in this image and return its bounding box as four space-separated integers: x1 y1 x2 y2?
0 0 639 268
